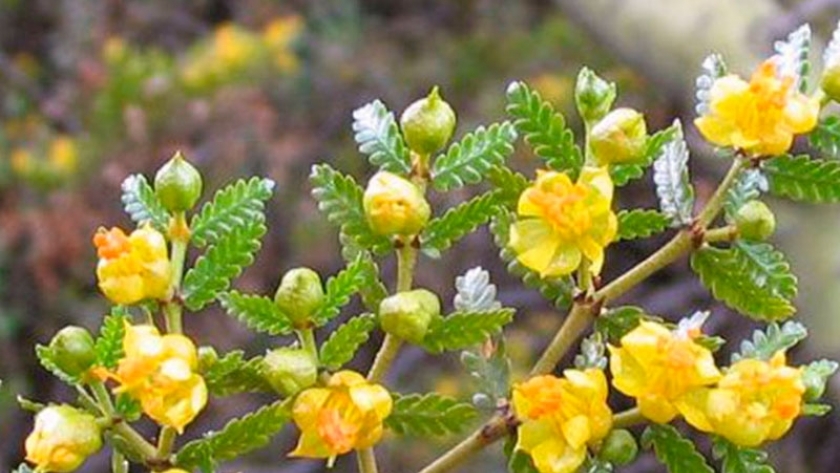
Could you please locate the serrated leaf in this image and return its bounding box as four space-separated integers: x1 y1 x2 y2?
175 399 291 472
696 54 728 115
653 123 694 226
190 177 275 248
203 350 272 396
120 174 170 231
115 393 142 422
691 244 796 321
314 255 380 326
95 307 129 370
487 166 529 207
616 209 670 241
320 314 377 370
713 437 774 473
422 191 501 252
641 424 714 473
454 266 502 312
352 100 412 175
802 403 832 416
774 24 811 92
422 309 515 354
595 306 647 342
461 339 510 403
809 116 840 160
431 122 517 192
724 168 767 221
182 219 266 311
802 359 839 401
734 241 797 299
218 291 293 336
505 81 582 176
612 121 681 186
732 321 807 362
36 344 78 385
310 164 392 254
763 154 840 203
385 393 478 436
357 256 388 313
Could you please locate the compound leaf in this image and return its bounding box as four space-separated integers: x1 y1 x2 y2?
431 122 517 192
386 393 478 436
352 100 412 175
191 177 275 248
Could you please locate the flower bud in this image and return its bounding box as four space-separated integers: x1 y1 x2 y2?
598 429 638 466
25 405 103 473
154 151 203 212
378 289 441 343
821 64 840 103
589 108 648 166
575 67 617 123
274 267 325 327
734 200 775 242
197 345 219 373
48 326 97 378
400 86 457 156
363 171 431 237
262 347 318 396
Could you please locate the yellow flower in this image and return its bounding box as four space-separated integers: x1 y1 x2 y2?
25 405 102 473
93 226 171 305
695 59 819 156
609 320 721 423
290 370 392 465
512 369 612 473
510 167 617 277
263 16 303 72
48 136 78 174
677 352 804 447
113 324 207 433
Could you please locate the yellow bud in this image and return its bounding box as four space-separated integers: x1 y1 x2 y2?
821 64 840 103
363 171 430 237
589 108 647 166
25 405 102 473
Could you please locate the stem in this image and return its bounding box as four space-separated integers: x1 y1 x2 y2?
163 302 183 334
111 451 128 473
357 446 380 473
704 225 738 243
111 422 159 462
298 328 319 362
697 158 745 228
164 212 189 335
530 302 595 376
396 244 418 293
91 381 115 416
612 407 646 429
367 334 402 383
416 430 490 473
156 426 177 460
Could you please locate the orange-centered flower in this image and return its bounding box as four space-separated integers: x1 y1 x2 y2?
290 371 392 466
609 320 721 423
510 167 617 277
512 369 612 473
694 59 819 156
93 226 171 305
677 351 805 447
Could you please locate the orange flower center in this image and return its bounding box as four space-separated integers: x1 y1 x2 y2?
94 228 131 260
317 407 359 453
529 186 590 238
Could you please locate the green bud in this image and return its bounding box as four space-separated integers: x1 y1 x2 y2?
197 346 219 373
363 171 431 236
821 64 840 103
598 429 638 466
262 347 318 396
734 200 776 242
274 267 325 327
589 108 648 166
25 405 103 473
48 326 96 378
400 86 457 156
154 151 203 212
575 67 617 123
378 289 441 343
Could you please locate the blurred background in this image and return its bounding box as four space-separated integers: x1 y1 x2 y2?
1 0 839 471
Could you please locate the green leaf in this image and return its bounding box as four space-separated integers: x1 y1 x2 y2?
696 53 728 116
641 424 714 473
357 256 388 313
653 122 694 227
218 291 293 336
422 309 515 354
35 344 78 385
505 81 582 176
352 100 412 175
175 399 291 473
120 174 170 231
182 219 267 311
763 154 840 203
802 403 832 416
320 314 377 370
310 164 392 254
454 266 502 312
314 255 380 326
574 332 607 370
712 437 774 473
386 393 478 436
802 359 839 401
724 168 766 222
612 121 681 186
431 122 517 192
809 116 840 160
487 166 529 207
732 321 807 362
115 393 142 422
95 307 129 370
691 244 796 321
616 209 670 241
203 350 272 396
422 191 501 252
774 24 811 92
461 339 510 404
595 306 647 342
190 177 275 248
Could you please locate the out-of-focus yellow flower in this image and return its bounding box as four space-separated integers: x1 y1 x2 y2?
93 226 171 305
677 352 804 447
102 37 127 63
10 148 33 175
609 320 721 423
695 59 819 156
25 405 102 473
510 167 617 277
512 369 612 473
263 16 303 72
48 136 77 174
290 370 392 465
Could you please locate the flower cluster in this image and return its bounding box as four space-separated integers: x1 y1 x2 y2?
93 226 172 305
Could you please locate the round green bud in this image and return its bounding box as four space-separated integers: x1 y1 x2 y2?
262 347 318 397
154 151 203 212
49 326 96 378
598 429 638 466
378 289 441 343
589 108 648 166
274 267 325 327
197 346 219 373
821 64 840 104
363 171 431 237
575 67 617 123
400 86 457 156
25 404 103 473
735 200 776 242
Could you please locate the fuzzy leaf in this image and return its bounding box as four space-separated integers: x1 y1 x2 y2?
203 350 272 396
616 209 670 241
642 424 714 473
802 359 838 404
190 177 275 248
352 99 412 174
120 174 170 231
653 123 694 226
724 168 767 222
386 393 478 436
454 266 502 312
763 154 840 203
612 121 681 186
182 219 266 311
774 24 811 92
461 339 510 404
505 81 582 175
314 256 380 326
809 116 840 160
218 291 293 336
95 307 129 370
732 321 807 362
431 122 517 192
35 344 78 385
696 53 728 115
12 464 35 473
574 332 607 370
320 314 377 370
713 437 774 473
422 309 515 354
422 191 501 252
